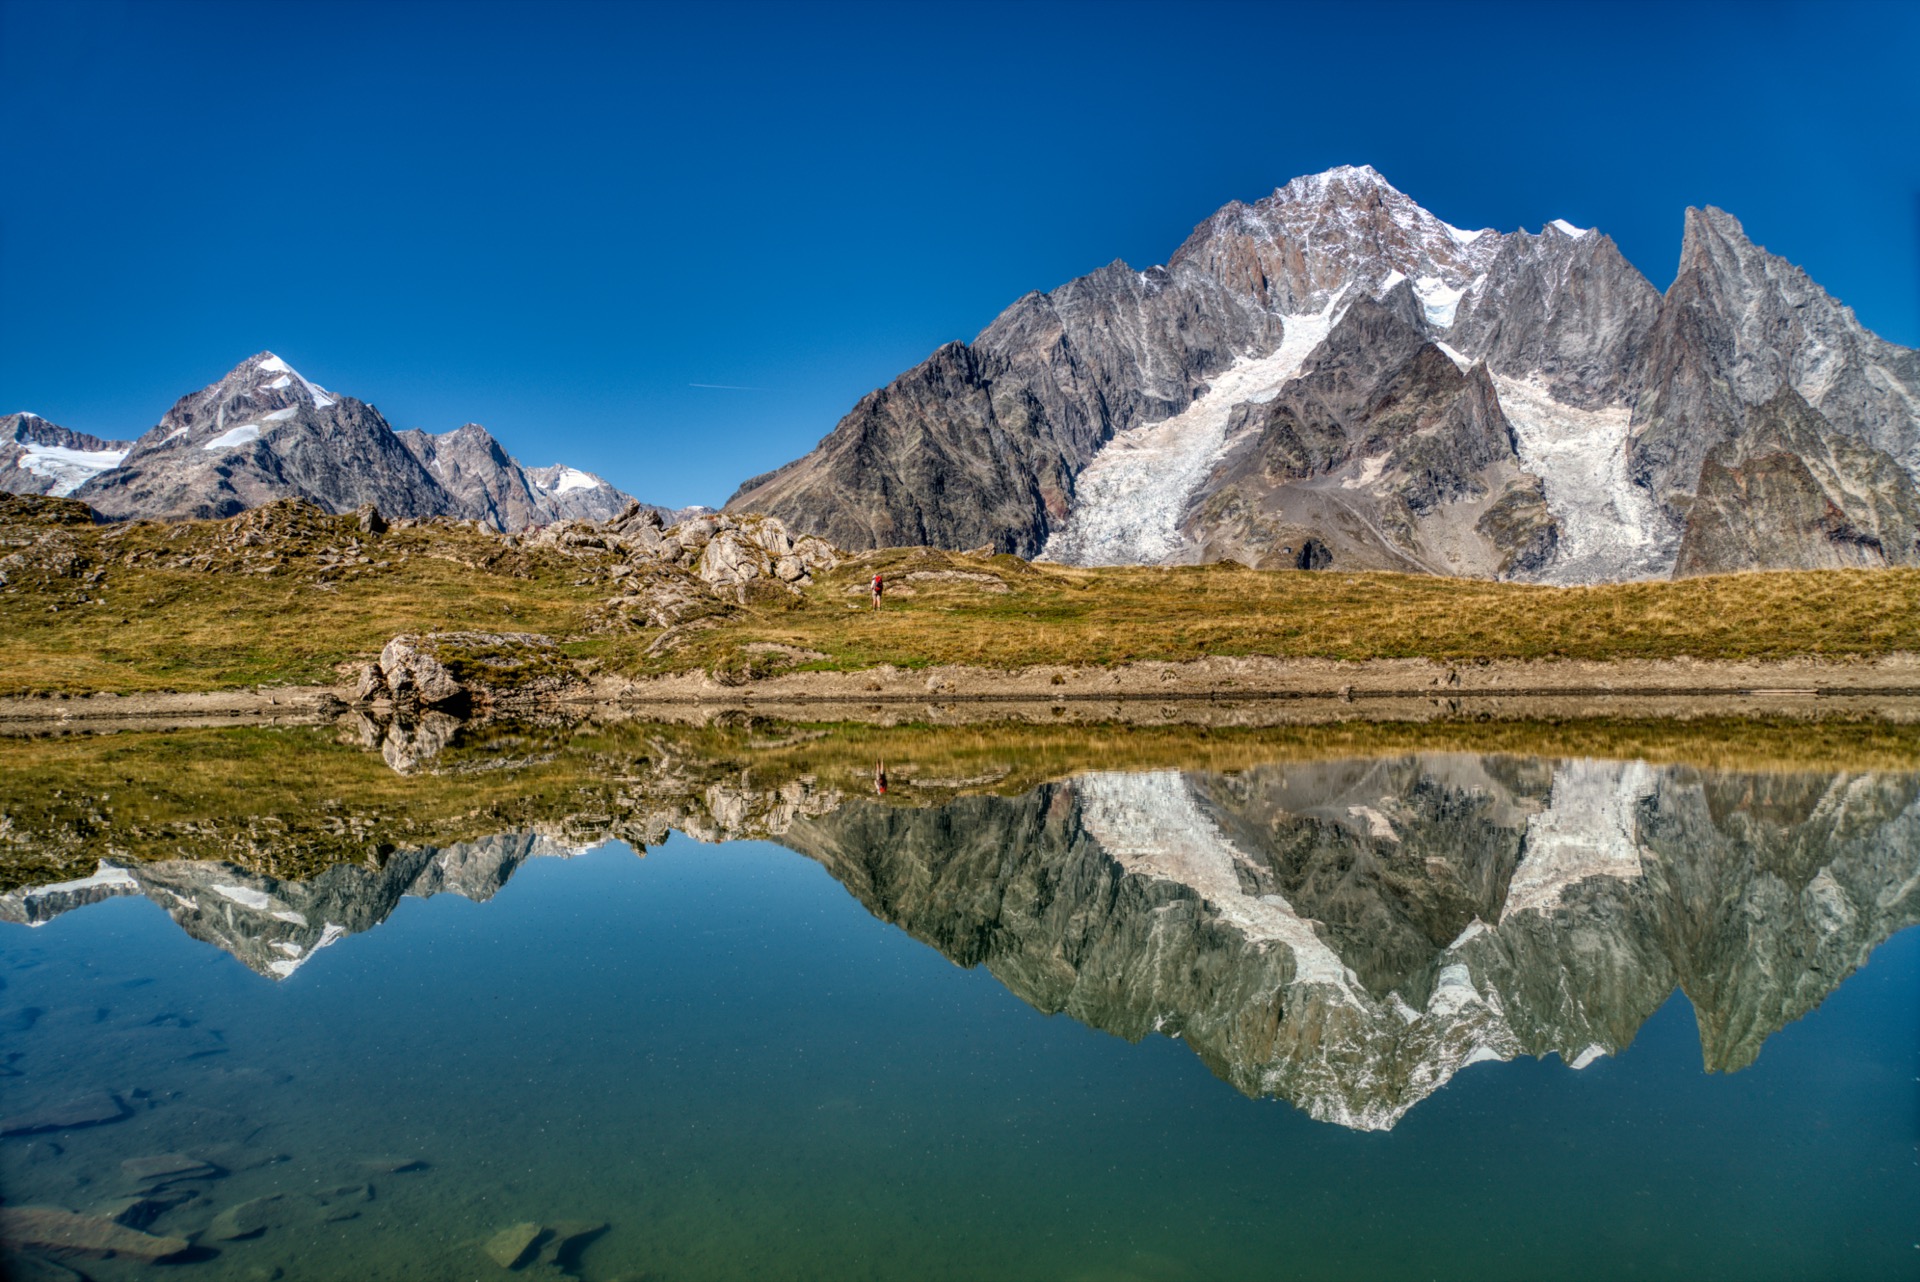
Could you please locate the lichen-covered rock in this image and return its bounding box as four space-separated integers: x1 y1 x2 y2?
697 528 773 590
378 636 465 707
1476 475 1560 577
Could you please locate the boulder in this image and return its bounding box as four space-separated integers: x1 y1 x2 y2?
752 518 793 556
696 528 772 590
356 503 388 536
378 636 465 707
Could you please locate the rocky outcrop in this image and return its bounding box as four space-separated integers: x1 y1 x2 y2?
397 423 641 529
1673 388 1920 575
1183 292 1552 575
360 632 582 714
524 503 839 631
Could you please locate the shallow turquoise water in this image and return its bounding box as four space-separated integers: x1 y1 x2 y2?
4 829 1918 1280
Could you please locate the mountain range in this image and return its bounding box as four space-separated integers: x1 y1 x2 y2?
8 166 1918 580
2 353 653 532
729 166 1920 581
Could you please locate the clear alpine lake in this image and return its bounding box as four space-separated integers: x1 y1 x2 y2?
2 725 1917 1280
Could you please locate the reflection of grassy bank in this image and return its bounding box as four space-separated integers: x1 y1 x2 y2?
4 714 1917 893
4 496 1919 695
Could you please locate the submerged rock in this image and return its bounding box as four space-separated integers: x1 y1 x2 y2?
120 1152 220 1189
0 1250 87 1282
485 1220 546 1268
209 1193 286 1241
0 1092 129 1136
0 1205 190 1261
536 1219 609 1270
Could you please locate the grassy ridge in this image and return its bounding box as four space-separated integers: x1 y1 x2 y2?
2 498 1918 695
674 549 1920 678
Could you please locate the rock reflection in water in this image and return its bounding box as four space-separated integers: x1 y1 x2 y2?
6 751 1916 1133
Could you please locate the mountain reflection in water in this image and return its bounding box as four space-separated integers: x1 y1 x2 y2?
8 740 1916 1133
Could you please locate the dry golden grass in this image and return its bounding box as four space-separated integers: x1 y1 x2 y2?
645 549 1920 678
0 509 595 693
3 499 1918 695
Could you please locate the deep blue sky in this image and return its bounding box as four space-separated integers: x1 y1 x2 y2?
3 0 1916 507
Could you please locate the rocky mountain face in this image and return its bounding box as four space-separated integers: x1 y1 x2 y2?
729 166 1920 581
1 412 131 498
54 353 644 532
397 423 644 528
12 748 1911 1131
1188 288 1558 575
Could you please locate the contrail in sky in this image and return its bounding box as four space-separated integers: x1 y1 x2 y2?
689 383 769 391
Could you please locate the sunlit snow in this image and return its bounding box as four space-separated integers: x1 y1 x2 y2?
1040 290 1347 566
202 424 262 452
264 407 299 422
15 441 130 496
1412 276 1468 328
543 466 599 494
1493 376 1677 583
1549 219 1591 239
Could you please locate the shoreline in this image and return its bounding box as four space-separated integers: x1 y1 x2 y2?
1 653 1917 730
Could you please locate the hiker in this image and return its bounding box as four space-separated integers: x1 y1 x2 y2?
875 759 887 794
871 571 884 611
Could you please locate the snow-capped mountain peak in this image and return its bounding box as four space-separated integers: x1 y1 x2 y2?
1 411 132 498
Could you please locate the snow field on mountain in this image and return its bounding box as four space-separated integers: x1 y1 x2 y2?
15 440 130 496
1493 375 1677 583
202 424 262 452
1040 293 1345 566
